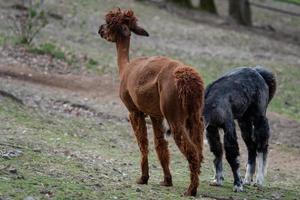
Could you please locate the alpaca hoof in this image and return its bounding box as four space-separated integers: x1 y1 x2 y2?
209 179 223 186
254 176 263 187
243 178 252 185
233 185 243 192
136 176 148 184
183 188 197 197
160 181 173 187
159 180 173 187
253 182 263 190
160 177 173 187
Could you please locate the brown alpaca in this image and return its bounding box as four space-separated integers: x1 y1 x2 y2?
98 8 205 196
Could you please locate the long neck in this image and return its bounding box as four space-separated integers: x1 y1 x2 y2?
116 37 130 77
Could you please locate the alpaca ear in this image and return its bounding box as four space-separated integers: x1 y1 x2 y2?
132 26 149 36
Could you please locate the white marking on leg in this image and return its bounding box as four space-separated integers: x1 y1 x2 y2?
255 152 265 186
244 163 252 185
216 171 224 185
233 184 243 192
210 169 224 186
162 119 170 134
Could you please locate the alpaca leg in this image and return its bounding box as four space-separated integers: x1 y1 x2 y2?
253 116 270 187
256 151 268 187
172 125 200 197
187 115 204 167
224 120 243 192
150 117 172 186
206 125 224 186
129 112 149 184
238 118 257 185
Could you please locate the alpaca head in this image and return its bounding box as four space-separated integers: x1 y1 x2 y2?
98 8 149 42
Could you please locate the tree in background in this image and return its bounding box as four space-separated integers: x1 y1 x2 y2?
229 0 252 26
200 0 217 14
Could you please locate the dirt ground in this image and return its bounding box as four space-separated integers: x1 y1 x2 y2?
0 49 300 199
0 45 299 148
0 0 300 199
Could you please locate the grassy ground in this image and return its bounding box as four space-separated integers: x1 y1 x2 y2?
0 0 300 199
1 97 299 200
276 0 300 5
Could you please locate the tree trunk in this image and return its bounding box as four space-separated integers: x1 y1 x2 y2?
200 0 217 14
229 0 252 26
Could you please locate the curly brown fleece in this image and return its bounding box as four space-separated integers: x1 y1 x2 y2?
99 8 204 197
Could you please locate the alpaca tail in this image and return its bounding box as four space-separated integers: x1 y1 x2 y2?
174 66 205 163
254 66 277 102
174 66 204 115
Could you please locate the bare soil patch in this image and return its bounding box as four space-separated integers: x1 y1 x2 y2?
0 62 299 149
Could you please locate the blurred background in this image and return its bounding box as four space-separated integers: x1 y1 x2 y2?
0 0 299 199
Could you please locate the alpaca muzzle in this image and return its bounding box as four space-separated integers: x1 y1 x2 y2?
98 25 105 38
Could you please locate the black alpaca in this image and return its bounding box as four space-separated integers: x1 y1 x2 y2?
204 66 276 192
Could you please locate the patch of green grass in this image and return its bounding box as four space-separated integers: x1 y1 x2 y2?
1 98 299 199
0 34 6 46
28 43 65 60
88 58 99 66
0 34 24 46
266 64 300 120
0 150 101 200
275 0 300 5
86 58 99 70
0 99 119 199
